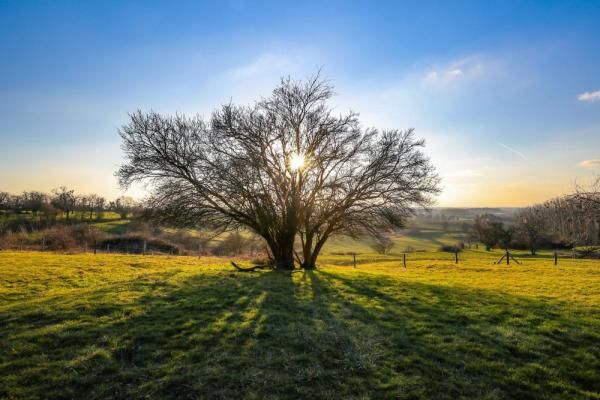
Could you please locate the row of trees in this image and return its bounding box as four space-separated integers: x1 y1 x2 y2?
0 187 139 232
472 178 600 254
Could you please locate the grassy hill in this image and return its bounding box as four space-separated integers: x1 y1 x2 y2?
1 250 598 399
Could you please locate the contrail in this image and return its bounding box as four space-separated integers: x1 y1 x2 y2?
496 141 529 163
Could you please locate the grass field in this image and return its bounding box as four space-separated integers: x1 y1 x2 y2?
1 250 599 399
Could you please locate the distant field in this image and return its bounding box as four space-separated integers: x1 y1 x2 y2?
1 250 598 399
324 227 468 254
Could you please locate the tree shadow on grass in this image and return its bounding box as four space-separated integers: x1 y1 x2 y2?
314 270 599 399
1 268 598 399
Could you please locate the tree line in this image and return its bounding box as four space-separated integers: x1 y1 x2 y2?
0 187 139 233
472 178 600 255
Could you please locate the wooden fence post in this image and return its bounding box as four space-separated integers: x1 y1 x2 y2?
506 250 510 265
455 251 458 264
353 253 356 268
554 251 558 266
403 253 407 268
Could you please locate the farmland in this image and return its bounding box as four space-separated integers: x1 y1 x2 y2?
1 250 598 399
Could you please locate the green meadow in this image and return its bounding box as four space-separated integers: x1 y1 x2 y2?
1 249 598 399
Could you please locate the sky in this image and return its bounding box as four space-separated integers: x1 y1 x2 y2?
1 0 599 207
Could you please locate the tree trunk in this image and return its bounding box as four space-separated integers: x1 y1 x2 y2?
300 232 328 269
268 236 295 270
300 233 317 269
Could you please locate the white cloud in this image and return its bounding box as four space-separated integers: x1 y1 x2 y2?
423 56 486 84
228 53 297 79
579 159 600 168
447 69 463 77
577 90 600 102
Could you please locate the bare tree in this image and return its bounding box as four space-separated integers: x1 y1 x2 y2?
0 191 11 211
514 205 548 255
473 214 506 251
573 176 600 246
111 196 138 219
83 194 105 220
369 232 395 255
117 74 439 269
51 187 77 220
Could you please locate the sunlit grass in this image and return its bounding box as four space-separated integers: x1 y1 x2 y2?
1 251 598 399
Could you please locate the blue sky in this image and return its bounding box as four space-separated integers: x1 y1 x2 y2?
1 0 599 206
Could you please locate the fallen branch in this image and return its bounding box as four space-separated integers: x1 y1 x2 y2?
230 261 272 272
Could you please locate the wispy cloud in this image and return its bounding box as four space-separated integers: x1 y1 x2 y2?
228 53 297 79
579 159 600 168
577 90 600 102
423 56 485 84
497 141 529 163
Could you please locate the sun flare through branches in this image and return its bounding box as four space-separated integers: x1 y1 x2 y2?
289 153 305 171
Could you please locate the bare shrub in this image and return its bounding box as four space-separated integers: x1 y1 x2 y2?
369 233 395 255
403 246 416 253
42 226 77 251
214 232 248 256
98 235 179 254
439 244 463 253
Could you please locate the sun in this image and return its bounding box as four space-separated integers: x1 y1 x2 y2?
290 153 305 171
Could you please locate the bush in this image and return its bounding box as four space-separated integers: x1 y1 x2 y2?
403 246 416 253
0 230 30 250
69 224 107 247
214 232 248 256
98 235 179 254
41 226 77 251
369 233 394 255
439 244 463 253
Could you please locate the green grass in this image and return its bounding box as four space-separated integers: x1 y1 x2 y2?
1 251 599 399
324 226 468 254
92 218 132 234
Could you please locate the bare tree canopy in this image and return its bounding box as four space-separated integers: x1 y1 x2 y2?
117 74 440 269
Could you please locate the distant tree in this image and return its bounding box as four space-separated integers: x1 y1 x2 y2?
117 74 439 269
40 202 60 227
111 196 138 219
21 191 47 217
215 231 248 255
498 225 514 250
0 192 10 211
473 214 506 251
9 194 24 213
574 176 600 245
514 206 548 255
51 187 77 220
369 232 395 255
81 194 105 220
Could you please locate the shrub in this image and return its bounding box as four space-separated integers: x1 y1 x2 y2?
214 232 248 256
41 225 77 251
403 246 416 253
98 235 179 254
439 244 463 253
369 233 394 255
69 224 107 248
